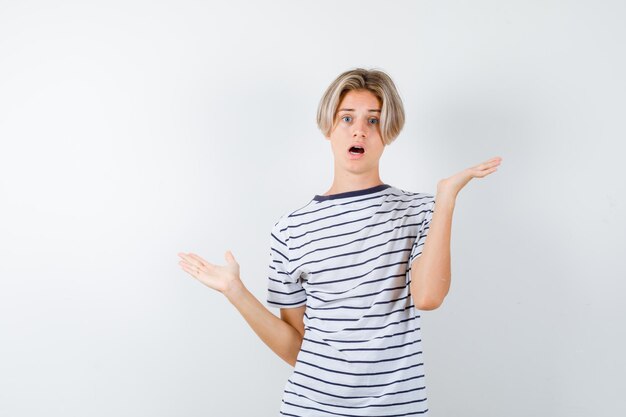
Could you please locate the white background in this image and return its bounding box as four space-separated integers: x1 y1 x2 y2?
1 0 624 416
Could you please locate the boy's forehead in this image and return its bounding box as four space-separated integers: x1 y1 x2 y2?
338 93 381 112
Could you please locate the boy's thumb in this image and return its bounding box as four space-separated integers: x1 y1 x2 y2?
225 250 235 263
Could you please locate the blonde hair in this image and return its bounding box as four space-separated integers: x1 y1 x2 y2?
316 68 405 146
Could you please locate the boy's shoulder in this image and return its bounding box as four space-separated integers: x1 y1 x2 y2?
273 198 316 226
386 185 436 204
391 184 433 195
270 192 317 227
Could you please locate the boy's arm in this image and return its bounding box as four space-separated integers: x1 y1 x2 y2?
410 191 454 310
224 281 304 366
281 306 306 338
410 155 502 310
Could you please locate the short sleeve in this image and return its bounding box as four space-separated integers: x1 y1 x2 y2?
409 195 436 264
266 216 307 309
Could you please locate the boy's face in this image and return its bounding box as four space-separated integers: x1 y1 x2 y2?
325 89 385 175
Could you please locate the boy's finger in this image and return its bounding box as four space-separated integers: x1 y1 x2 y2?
178 254 199 268
188 253 208 267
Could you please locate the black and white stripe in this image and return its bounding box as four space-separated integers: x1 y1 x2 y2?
267 184 435 416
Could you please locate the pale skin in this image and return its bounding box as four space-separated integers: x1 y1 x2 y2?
178 88 502 366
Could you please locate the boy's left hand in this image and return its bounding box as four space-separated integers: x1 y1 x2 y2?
437 156 502 199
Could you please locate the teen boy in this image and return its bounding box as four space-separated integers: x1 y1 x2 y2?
178 68 502 415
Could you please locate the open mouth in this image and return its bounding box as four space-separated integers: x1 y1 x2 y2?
348 145 365 155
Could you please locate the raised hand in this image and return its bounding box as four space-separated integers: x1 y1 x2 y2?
178 250 243 295
437 156 502 199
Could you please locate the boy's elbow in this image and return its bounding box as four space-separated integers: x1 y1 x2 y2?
415 294 445 311
282 350 299 367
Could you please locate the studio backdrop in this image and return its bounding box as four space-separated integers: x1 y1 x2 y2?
0 1 624 416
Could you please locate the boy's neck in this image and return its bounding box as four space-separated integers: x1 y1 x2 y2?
322 174 384 196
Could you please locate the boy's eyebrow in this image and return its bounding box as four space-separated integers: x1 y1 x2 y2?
337 108 381 113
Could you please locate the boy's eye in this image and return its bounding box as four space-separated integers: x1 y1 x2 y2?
339 116 379 125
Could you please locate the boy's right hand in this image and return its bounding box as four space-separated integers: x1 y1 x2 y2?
178 250 243 296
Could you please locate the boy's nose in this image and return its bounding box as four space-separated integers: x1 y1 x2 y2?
352 121 368 137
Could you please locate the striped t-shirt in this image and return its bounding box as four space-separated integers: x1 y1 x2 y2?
266 183 436 417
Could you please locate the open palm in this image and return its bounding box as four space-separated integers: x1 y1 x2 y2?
178 250 241 294
438 156 502 197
